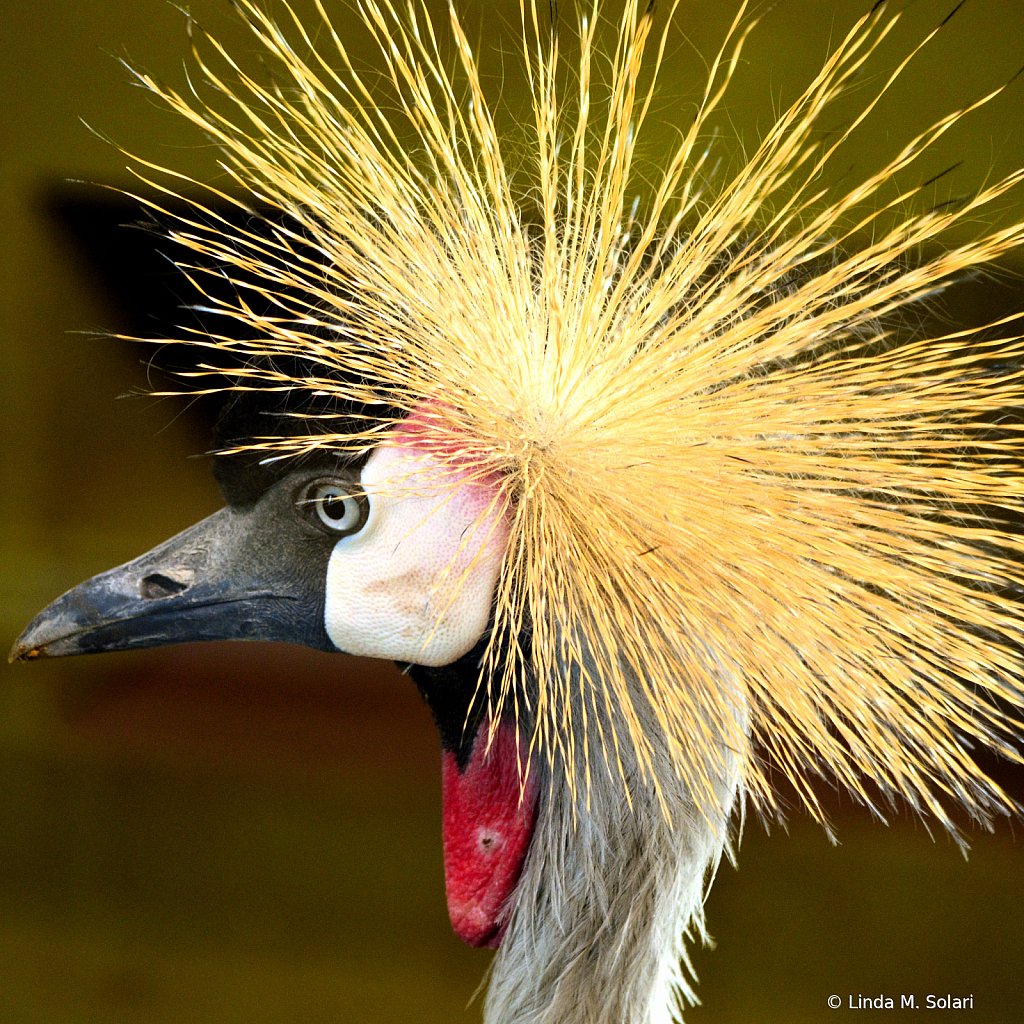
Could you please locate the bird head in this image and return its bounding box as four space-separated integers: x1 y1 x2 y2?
12 400 508 667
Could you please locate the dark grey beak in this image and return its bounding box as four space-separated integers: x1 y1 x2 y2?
10 498 336 663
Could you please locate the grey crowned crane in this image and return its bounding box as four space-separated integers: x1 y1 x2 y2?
10 1 1024 1021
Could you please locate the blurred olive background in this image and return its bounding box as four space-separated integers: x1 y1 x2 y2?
3 1 1024 1021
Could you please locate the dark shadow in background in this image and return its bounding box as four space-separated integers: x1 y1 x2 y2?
46 184 277 437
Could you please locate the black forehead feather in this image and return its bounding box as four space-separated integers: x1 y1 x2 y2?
211 357 399 507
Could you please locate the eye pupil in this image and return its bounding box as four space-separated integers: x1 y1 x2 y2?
322 493 348 521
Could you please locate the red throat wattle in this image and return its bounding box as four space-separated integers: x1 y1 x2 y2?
441 719 538 948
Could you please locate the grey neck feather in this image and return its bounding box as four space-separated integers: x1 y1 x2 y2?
484 674 745 1024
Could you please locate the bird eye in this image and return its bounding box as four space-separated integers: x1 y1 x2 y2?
300 481 369 536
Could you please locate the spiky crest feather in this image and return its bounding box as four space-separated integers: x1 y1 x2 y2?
116 0 1024 832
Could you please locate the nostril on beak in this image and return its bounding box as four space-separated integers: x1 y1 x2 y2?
139 573 191 600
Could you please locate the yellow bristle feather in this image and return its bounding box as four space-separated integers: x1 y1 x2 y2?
119 0 1024 829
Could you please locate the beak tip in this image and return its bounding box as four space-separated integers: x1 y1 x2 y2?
9 603 86 664
9 623 51 663
9 641 42 663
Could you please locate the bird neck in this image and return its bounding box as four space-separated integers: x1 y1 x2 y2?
408 632 746 1023
484 699 744 1024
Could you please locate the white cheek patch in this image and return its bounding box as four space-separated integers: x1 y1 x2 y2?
323 444 509 666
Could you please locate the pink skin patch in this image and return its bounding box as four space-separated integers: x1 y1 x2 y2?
392 402 505 487
442 719 539 948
